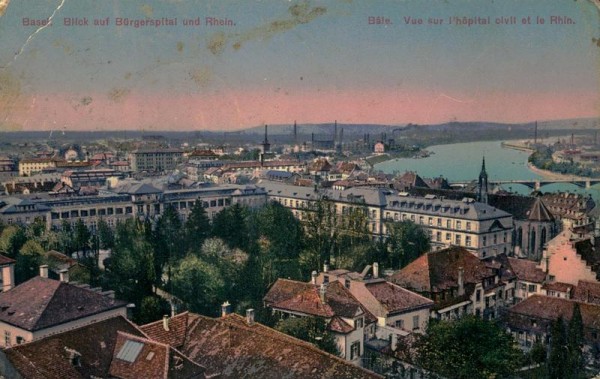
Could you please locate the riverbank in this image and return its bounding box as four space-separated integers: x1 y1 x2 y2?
526 162 588 181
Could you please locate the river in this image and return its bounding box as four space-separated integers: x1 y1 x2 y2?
374 140 600 201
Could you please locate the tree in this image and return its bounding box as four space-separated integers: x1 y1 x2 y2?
104 219 156 309
211 203 250 251
184 200 211 254
568 304 584 377
74 219 91 257
384 220 430 269
16 240 45 283
138 296 170 325
415 316 523 379
97 218 114 250
275 317 340 356
171 254 225 316
548 317 568 379
154 205 184 286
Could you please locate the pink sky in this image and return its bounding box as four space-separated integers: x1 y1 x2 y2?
9 88 599 131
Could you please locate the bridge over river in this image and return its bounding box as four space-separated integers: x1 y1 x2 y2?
450 178 600 191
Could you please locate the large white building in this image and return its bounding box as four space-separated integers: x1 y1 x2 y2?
259 181 513 258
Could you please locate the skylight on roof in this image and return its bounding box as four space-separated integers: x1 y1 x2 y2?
116 340 144 363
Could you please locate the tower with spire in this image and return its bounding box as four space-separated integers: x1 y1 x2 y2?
477 157 489 204
262 124 271 154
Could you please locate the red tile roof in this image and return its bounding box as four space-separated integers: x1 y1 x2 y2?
0 254 15 266
140 312 191 349
507 258 546 284
109 331 205 379
0 276 127 331
4 316 145 379
573 280 600 305
363 281 433 314
508 294 600 331
181 313 383 378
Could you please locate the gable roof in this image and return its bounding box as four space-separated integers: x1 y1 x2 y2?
140 312 191 349
0 254 15 266
573 280 600 305
264 280 370 323
361 281 433 315
0 276 127 331
391 246 493 293
508 295 600 331
180 313 383 379
3 316 144 379
109 332 205 379
507 258 546 284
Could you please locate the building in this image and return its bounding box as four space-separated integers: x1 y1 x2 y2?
0 255 15 292
260 181 514 258
508 257 547 302
539 229 600 286
141 311 383 378
129 148 183 172
390 247 515 320
264 279 375 363
0 266 128 347
0 315 206 379
18 158 61 176
505 294 600 365
0 183 267 231
542 192 596 236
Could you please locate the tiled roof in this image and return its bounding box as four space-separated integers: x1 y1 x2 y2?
508 295 600 331
328 316 354 333
573 280 600 305
0 276 127 331
4 316 144 379
391 246 493 293
264 280 365 321
363 281 433 314
0 254 15 266
507 258 546 284
181 313 383 378
542 282 574 292
140 312 191 349
109 331 205 379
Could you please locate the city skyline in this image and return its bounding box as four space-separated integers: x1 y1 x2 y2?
0 0 598 131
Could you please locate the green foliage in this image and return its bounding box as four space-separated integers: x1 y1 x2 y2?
184 200 211 254
415 316 523 379
154 204 184 286
97 218 114 250
211 203 250 251
568 303 584 376
104 219 155 309
74 219 91 256
548 317 568 379
171 254 225 316
275 316 340 356
138 296 170 325
16 240 45 283
383 220 430 269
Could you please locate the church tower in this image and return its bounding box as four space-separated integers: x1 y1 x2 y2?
478 157 489 204
262 125 271 154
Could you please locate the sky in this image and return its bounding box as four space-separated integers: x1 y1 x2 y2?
0 0 598 131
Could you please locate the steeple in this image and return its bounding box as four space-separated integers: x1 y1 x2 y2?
262 124 270 154
478 156 488 204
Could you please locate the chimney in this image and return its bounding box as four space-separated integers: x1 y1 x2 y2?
323 261 329 273
59 269 69 283
246 309 255 326
162 315 170 331
457 267 464 296
373 262 379 279
1 264 15 291
221 301 231 317
319 283 327 304
39 265 49 278
311 270 318 285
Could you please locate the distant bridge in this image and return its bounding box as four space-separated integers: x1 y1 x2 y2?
450 178 600 191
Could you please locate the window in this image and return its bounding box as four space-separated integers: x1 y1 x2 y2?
345 278 350 289
446 233 451 241
455 235 461 245
466 236 472 247
446 220 451 228
476 290 481 302
356 317 363 328
437 218 442 227
482 236 487 246
493 234 497 244
395 319 404 329
528 284 536 293
4 330 10 347
350 341 361 360
436 232 442 242
466 222 471 231
456 221 461 230
412 315 420 330
428 217 433 226
324 275 329 284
